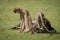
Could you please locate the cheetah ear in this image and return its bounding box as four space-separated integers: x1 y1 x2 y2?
18 8 20 11
17 8 22 11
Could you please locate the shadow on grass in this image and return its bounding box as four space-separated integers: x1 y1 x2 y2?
37 32 60 36
38 32 60 34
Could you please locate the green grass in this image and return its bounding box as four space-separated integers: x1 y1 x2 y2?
0 0 60 40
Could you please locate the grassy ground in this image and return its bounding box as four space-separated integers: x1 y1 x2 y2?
0 0 60 40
